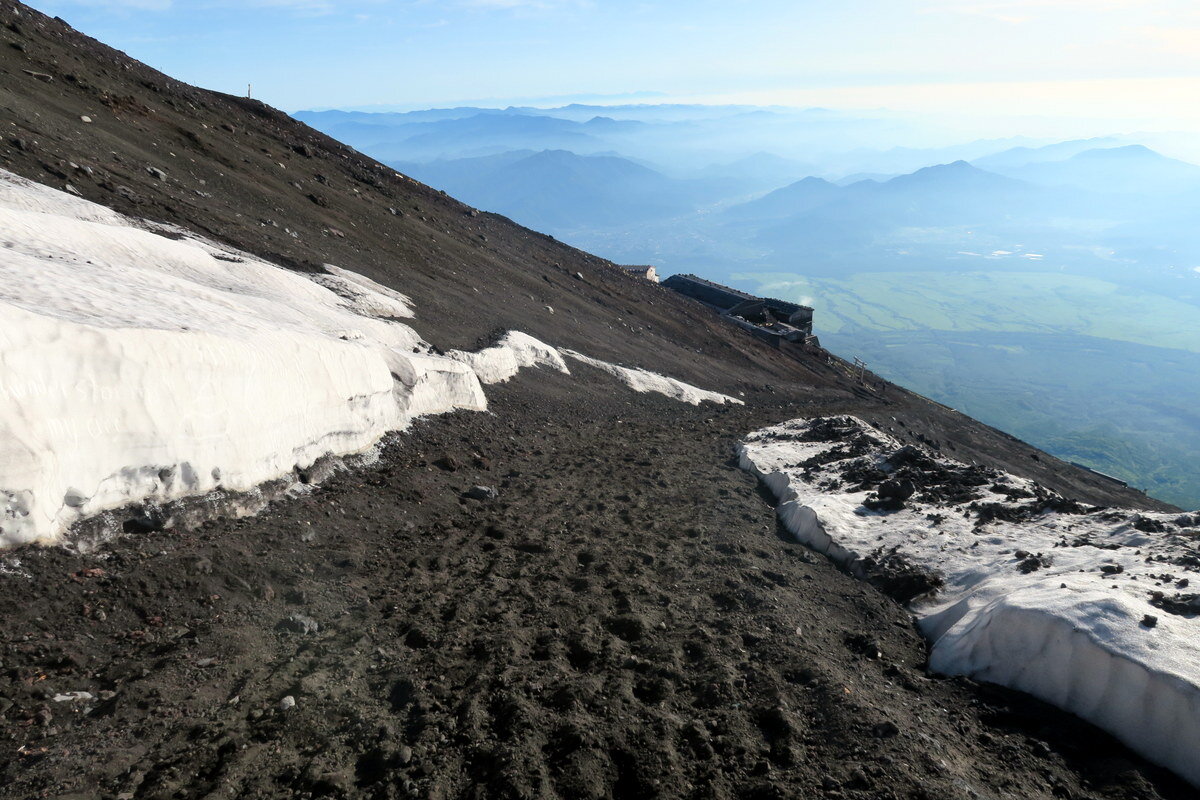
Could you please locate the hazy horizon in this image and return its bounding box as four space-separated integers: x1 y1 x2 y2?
25 0 1200 147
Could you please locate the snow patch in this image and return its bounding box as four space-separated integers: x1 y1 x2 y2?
0 169 485 546
447 331 570 384
0 170 742 545
310 265 416 320
740 416 1200 787
561 350 744 406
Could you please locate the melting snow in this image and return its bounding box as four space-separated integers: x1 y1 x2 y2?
0 169 735 545
740 416 1200 786
0 170 485 546
561 350 744 406
448 331 570 385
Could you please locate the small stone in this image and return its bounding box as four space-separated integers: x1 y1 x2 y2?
397 744 413 765
465 485 498 501
434 454 462 472
188 556 213 576
871 721 900 738
80 115 92 123
279 695 296 712
52 691 94 703
277 613 319 635
146 166 167 181
1142 614 1158 628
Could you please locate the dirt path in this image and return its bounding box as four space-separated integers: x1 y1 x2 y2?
0 372 1188 800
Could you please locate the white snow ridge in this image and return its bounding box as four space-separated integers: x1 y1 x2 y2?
740 416 1200 786
560 350 743 406
447 331 571 385
0 169 487 546
0 170 736 546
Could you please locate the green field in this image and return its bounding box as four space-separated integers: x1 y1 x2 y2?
734 270 1200 509
740 270 1200 354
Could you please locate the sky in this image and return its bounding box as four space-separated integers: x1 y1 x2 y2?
24 0 1200 133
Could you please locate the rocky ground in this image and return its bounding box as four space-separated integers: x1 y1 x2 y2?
0 371 1191 800
0 1 1192 797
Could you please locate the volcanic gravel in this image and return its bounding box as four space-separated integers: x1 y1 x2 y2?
0 373 1191 800
0 1 1189 797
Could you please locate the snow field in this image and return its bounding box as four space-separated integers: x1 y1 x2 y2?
740 416 1200 786
0 169 734 545
0 170 487 546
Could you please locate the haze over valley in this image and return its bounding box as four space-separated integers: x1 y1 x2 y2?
297 105 1200 508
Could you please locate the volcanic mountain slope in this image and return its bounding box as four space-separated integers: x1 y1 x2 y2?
0 2 1191 799
0 4 1168 509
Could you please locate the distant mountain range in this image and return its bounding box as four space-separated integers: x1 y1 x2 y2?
293 102 1200 507
720 147 1200 264
294 104 983 172
394 149 742 229
971 137 1123 171
983 144 1200 195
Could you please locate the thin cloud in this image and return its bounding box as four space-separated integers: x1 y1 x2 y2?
1140 25 1200 55
44 0 350 11
463 0 592 9
924 0 1153 22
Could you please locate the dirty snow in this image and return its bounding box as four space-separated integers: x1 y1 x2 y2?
0 170 736 546
740 415 1200 786
447 331 570 384
561 350 744 406
453 335 736 407
0 170 486 546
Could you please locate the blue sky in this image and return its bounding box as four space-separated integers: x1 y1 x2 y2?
24 0 1200 130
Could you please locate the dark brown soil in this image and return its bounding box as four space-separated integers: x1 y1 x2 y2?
0 2 1191 797
0 375 1191 800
